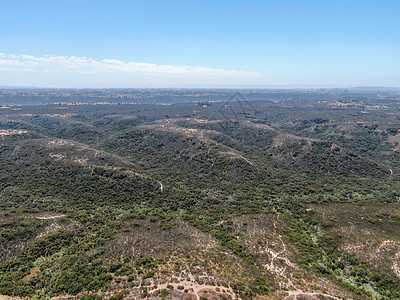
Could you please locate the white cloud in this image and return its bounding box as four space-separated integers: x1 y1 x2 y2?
0 53 264 79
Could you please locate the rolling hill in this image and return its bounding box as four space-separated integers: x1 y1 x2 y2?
1 100 400 299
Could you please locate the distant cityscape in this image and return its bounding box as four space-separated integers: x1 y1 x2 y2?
1 87 399 106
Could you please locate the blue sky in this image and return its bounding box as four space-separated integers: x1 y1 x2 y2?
0 0 399 88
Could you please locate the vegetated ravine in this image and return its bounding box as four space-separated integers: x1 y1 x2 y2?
1 97 400 299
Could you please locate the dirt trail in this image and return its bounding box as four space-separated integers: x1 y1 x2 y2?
262 218 296 289
35 215 66 220
0 296 22 300
88 165 164 192
285 289 342 300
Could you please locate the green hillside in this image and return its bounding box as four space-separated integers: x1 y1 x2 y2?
1 100 400 299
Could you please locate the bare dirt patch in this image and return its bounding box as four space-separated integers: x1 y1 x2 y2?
0 130 27 140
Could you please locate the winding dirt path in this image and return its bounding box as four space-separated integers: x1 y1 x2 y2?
35 215 66 220
285 290 342 300
263 219 295 285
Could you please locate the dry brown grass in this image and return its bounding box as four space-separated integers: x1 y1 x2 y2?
22 267 40 282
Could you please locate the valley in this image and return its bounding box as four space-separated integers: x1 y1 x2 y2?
1 92 400 299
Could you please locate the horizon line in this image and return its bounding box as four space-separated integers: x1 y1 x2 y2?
1 85 399 90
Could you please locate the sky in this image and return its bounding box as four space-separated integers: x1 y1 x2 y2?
0 0 399 88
